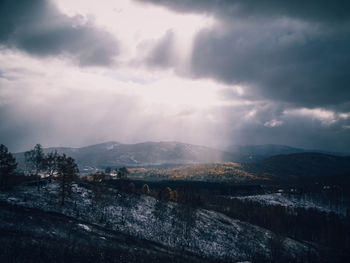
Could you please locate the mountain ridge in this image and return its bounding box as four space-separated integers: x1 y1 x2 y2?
14 141 350 172
242 152 350 183
15 141 238 170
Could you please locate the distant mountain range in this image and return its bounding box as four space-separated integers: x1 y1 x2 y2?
14 142 350 178
15 141 236 171
226 144 349 162
236 152 350 185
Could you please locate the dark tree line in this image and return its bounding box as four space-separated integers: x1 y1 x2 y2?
23 144 79 205
204 195 350 262
145 183 202 247
0 143 79 206
87 167 136 224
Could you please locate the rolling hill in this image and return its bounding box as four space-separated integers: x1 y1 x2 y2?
243 152 350 183
0 180 313 262
15 141 238 171
226 144 306 162
128 163 259 182
14 142 350 184
226 144 349 162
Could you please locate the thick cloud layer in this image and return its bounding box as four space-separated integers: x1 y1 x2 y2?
132 0 350 151
138 0 350 108
191 21 350 107
0 0 118 66
0 0 349 153
136 0 350 23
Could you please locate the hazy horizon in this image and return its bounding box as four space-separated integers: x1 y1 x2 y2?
1 0 350 153
12 140 350 155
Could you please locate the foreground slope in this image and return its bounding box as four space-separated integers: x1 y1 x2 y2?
0 201 206 263
0 180 312 262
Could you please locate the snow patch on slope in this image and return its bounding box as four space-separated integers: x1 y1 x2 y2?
0 181 312 261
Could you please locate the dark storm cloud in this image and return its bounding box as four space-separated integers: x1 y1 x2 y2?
1 0 349 153
136 0 350 23
0 0 118 66
137 0 350 109
191 22 350 107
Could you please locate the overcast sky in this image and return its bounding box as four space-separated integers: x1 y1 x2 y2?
0 0 349 153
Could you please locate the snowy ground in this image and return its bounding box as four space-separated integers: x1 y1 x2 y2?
0 180 313 262
233 193 348 216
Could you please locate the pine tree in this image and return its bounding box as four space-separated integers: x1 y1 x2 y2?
57 154 79 205
104 166 111 175
116 167 130 191
141 184 151 195
0 144 17 187
25 144 45 176
117 167 129 179
160 187 173 201
91 171 106 206
44 150 59 177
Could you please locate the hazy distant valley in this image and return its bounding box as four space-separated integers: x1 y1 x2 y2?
14 141 350 186
14 141 350 171
1 141 350 262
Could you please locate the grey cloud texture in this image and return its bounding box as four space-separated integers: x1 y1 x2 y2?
139 0 350 111
138 0 350 109
0 0 119 66
191 21 350 108
216 102 350 151
136 0 350 23
1 0 349 153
